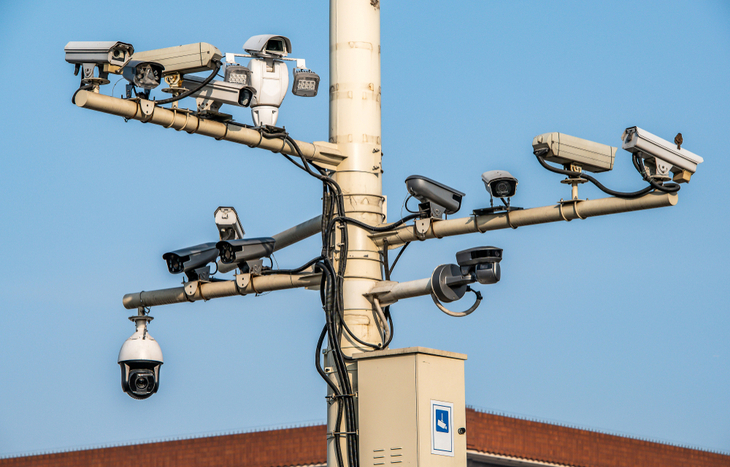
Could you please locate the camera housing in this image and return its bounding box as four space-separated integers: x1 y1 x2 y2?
248 57 289 126
122 60 164 98
65 41 134 85
182 75 256 111
214 206 245 241
405 175 465 219
482 170 518 199
64 41 134 68
532 132 616 173
118 316 163 400
622 126 703 182
456 246 503 285
243 35 292 58
162 242 219 281
131 42 223 76
216 237 276 272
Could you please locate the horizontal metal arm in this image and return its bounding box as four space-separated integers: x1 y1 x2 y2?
365 278 432 307
73 90 345 169
372 192 678 247
122 272 322 309
272 215 322 251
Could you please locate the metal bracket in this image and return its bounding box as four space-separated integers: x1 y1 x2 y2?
235 273 251 293
138 99 155 121
558 198 586 221
414 218 430 240
184 281 199 298
363 280 398 307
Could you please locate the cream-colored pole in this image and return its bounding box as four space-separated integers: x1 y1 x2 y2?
327 1 383 466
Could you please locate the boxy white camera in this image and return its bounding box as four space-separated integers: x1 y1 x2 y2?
622 126 703 183
532 132 616 173
65 41 134 85
182 76 256 112
482 170 518 199
131 42 223 76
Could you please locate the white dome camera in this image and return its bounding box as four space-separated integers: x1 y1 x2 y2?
118 314 163 400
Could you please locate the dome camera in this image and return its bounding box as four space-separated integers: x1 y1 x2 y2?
118 314 163 400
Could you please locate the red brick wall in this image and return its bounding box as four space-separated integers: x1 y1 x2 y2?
0 425 327 467
3 410 728 467
466 409 730 467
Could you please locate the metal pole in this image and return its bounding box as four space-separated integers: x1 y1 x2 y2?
328 1 383 466
371 192 679 247
122 273 322 309
72 90 345 168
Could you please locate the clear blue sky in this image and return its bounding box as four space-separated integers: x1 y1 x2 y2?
1 0 729 458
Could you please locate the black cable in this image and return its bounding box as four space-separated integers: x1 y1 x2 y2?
153 61 222 106
404 194 418 214
262 256 323 275
535 154 658 198
535 154 680 198
327 213 419 234
388 242 411 277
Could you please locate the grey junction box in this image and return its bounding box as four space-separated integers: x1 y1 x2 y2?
354 347 467 467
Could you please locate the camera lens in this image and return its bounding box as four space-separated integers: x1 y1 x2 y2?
494 180 512 197
129 369 156 397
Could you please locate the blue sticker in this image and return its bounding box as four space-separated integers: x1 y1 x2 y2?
435 409 449 433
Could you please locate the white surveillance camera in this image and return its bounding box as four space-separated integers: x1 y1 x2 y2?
64 41 134 68
243 35 292 58
248 57 289 126
65 41 134 85
122 60 164 98
405 175 465 219
622 126 703 182
118 315 162 400
214 207 245 241
481 170 518 199
162 243 219 281
532 132 616 173
181 75 256 111
131 42 223 76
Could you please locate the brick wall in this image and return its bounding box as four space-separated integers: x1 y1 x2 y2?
466 410 730 467
3 410 728 467
0 425 327 467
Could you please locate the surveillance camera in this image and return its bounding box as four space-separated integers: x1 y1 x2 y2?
214 207 245 241
405 175 465 219
291 68 320 97
122 60 164 98
532 132 616 173
456 246 502 285
181 75 256 111
243 35 292 58
622 126 703 182
65 41 134 85
482 170 518 199
65 41 134 68
131 42 223 76
118 315 162 400
248 57 289 126
162 243 219 280
216 237 276 268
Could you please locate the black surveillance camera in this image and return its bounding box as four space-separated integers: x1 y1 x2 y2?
405 175 464 219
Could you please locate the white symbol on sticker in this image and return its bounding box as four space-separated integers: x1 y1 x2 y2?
437 419 447 430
